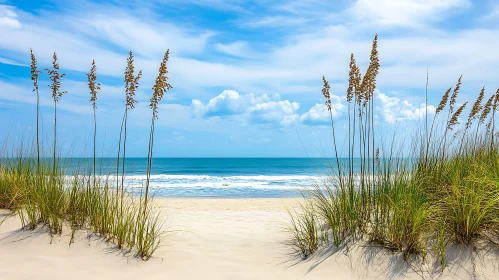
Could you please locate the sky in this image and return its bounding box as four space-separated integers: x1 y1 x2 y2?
0 0 498 157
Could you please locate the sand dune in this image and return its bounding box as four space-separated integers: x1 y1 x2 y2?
1 198 498 279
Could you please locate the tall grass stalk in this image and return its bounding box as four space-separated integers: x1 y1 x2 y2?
87 60 101 187
45 52 66 173
145 50 172 212
120 51 142 200
30 49 41 169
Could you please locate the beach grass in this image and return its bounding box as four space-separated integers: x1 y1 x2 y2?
0 48 170 260
288 35 499 268
0 146 163 260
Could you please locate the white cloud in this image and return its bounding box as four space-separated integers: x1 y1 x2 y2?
349 0 470 27
0 5 21 29
72 14 215 58
191 90 248 117
191 90 301 127
191 89 349 127
215 41 254 57
377 92 435 124
300 96 344 126
248 99 300 126
0 56 25 66
239 16 312 28
0 16 20 29
0 80 91 115
0 2 214 85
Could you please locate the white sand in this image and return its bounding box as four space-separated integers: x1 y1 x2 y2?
1 198 498 279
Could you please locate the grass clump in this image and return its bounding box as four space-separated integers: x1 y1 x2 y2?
288 34 499 268
0 152 163 259
288 201 320 258
0 48 172 260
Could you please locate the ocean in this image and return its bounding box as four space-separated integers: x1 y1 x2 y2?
60 158 343 198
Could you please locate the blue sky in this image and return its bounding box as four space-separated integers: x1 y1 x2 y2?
0 0 498 157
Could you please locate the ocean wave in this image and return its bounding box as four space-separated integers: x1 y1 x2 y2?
125 181 315 190
123 174 322 181
61 173 335 193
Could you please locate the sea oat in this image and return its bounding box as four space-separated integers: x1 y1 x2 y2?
480 94 495 124
448 102 467 131
347 54 356 102
150 50 173 117
353 62 363 104
436 87 451 115
117 51 143 198
145 49 174 214
449 75 462 113
30 49 40 92
132 71 142 103
46 52 67 102
322 76 332 112
493 88 499 112
45 52 66 171
466 87 485 129
31 49 42 165
360 34 380 105
87 60 101 187
125 51 142 110
486 117 493 132
368 34 380 87
87 60 101 109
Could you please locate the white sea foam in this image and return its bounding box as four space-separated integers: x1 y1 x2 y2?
122 174 322 181
118 174 320 190
127 182 315 190
61 171 403 197
61 173 328 194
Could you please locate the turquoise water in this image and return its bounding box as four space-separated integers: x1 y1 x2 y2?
58 158 349 198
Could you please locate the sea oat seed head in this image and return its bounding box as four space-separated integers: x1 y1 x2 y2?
486 117 493 131
87 60 100 109
354 64 363 105
347 54 355 102
480 94 494 124
466 86 485 128
30 49 40 92
450 75 462 113
348 54 363 104
125 51 142 110
359 34 380 106
322 76 332 112
436 87 451 115
448 102 467 131
150 49 173 118
493 88 499 112
45 52 66 103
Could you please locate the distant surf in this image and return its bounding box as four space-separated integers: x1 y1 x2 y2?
58 158 360 198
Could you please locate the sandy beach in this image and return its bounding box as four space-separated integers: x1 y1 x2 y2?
1 198 498 280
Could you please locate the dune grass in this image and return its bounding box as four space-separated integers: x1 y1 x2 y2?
0 48 171 260
0 147 163 260
288 35 499 268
